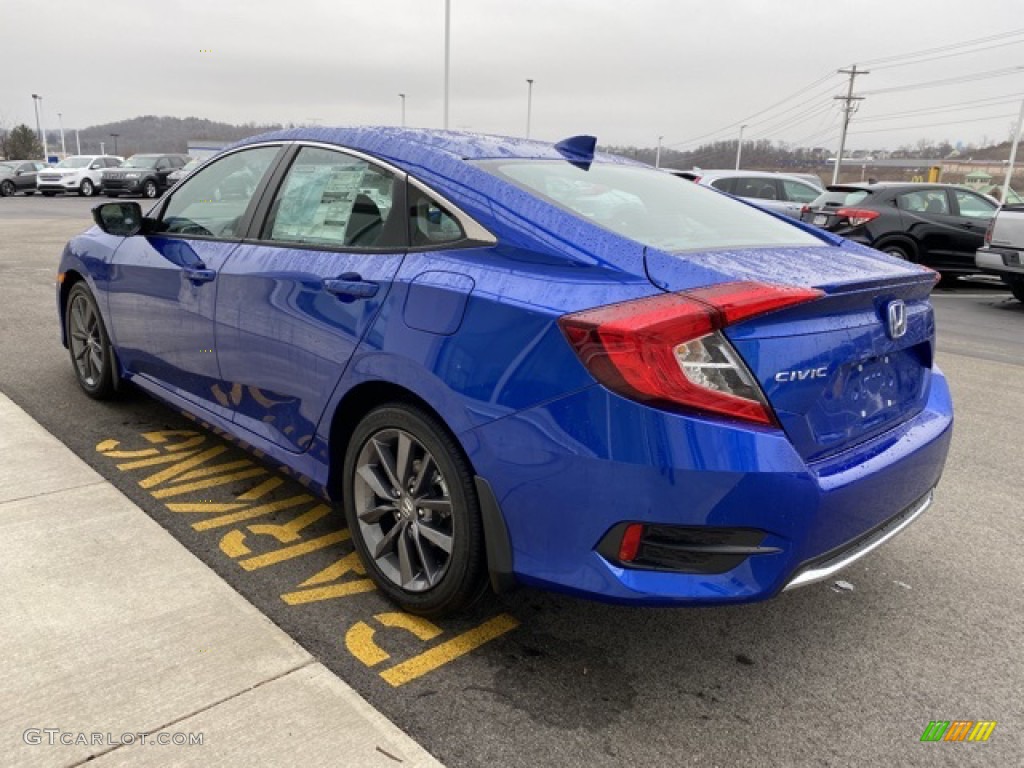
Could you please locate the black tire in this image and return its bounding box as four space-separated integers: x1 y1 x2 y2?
0 180 14 197
1010 280 1024 303
79 179 95 197
65 283 117 399
342 404 487 617
142 179 159 199
881 243 911 261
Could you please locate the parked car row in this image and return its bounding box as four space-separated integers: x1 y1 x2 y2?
0 153 197 198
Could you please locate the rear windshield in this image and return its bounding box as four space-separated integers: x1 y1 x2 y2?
811 188 872 208
478 160 825 252
123 155 160 168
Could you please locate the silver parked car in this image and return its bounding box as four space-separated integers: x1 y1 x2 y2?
669 169 823 219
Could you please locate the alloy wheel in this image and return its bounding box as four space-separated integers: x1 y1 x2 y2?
352 428 455 592
68 293 105 388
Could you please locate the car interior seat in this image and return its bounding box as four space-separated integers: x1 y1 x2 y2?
345 193 384 246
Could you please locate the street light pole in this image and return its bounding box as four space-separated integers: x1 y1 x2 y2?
31 94 43 159
443 0 451 130
655 135 663 168
525 79 534 138
75 130 81 155
399 93 406 128
735 124 746 170
58 112 67 157
110 133 119 155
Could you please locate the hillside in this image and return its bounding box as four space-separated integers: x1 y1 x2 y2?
62 115 285 156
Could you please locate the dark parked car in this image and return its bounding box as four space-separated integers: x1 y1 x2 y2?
101 153 190 199
800 182 997 274
0 160 47 196
57 128 952 617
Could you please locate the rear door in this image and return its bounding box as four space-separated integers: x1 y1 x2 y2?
106 144 283 418
214 144 407 452
895 187 971 269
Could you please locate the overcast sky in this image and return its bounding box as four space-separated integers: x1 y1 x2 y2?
3 0 1023 155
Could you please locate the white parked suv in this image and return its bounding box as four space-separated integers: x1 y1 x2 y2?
37 155 123 197
668 169 823 219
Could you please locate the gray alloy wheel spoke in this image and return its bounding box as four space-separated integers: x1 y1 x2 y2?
415 520 453 554
397 528 416 587
359 502 397 525
371 439 402 493
73 344 90 362
394 432 413 488
416 497 452 514
411 526 437 585
410 454 435 497
357 462 396 502
89 349 103 378
374 519 406 559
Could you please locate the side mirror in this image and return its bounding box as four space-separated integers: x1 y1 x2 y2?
92 202 144 237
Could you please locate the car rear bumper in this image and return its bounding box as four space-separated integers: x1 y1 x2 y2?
976 246 1024 277
467 368 953 605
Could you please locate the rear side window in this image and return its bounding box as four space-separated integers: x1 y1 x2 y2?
897 190 949 215
733 177 779 201
408 185 464 247
480 160 824 252
809 189 871 208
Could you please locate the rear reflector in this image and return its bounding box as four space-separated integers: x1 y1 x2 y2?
618 523 644 562
559 281 823 426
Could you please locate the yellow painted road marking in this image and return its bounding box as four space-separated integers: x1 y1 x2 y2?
377 612 444 641
380 614 519 687
192 494 315 531
175 459 255 483
297 552 365 586
346 622 391 667
238 530 350 570
282 580 376 605
95 439 160 459
220 530 251 558
248 504 331 544
167 502 249 514
140 446 230 488
117 450 203 471
152 467 268 498
237 476 284 500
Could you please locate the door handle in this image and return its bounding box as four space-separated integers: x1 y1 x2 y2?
323 274 379 301
183 266 216 283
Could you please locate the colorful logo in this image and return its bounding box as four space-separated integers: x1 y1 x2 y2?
920 721 996 742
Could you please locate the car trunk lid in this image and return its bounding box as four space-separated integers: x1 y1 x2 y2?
645 243 938 460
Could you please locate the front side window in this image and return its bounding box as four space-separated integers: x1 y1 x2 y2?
953 189 996 219
481 161 823 252
262 146 397 248
161 145 279 238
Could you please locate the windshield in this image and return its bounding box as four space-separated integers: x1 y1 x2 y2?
56 157 93 169
479 161 824 252
124 155 160 169
181 159 200 171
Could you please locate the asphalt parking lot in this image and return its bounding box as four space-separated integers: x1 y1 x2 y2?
2 194 1022 767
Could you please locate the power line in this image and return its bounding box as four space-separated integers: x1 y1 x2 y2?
856 96 1023 123
870 38 1024 71
858 27 1024 66
848 112 1019 136
861 66 1024 96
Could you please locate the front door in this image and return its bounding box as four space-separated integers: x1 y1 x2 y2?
106 144 283 416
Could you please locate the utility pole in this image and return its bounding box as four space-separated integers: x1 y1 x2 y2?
443 0 451 130
1001 96 1024 204
833 64 868 185
75 129 81 155
735 124 747 170
399 93 406 128
58 112 67 157
655 135 663 168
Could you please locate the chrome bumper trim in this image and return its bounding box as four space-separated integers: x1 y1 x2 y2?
783 489 933 591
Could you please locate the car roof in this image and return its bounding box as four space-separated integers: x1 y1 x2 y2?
231 126 637 168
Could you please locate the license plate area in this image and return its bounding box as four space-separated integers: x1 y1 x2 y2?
813 214 828 226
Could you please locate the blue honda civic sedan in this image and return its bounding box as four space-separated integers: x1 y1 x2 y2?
57 127 953 616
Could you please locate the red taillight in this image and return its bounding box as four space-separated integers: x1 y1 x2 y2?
836 207 881 227
983 217 995 246
618 524 644 562
558 281 823 426
800 205 811 215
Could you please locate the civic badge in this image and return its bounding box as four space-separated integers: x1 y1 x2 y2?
886 300 907 339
